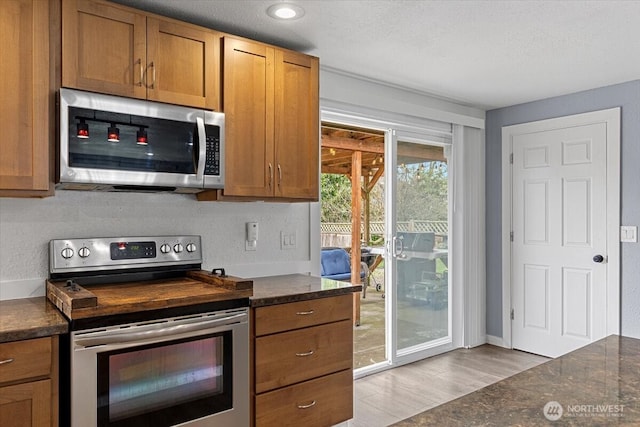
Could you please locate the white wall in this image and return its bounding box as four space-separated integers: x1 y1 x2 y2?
0 191 313 299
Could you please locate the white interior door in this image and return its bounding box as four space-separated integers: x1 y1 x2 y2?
506 110 620 358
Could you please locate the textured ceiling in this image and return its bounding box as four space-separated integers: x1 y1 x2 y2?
113 0 640 110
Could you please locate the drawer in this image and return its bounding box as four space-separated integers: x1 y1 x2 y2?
255 320 352 393
0 337 51 384
256 369 353 427
254 294 352 336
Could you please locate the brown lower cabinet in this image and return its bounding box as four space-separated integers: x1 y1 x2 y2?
252 294 354 426
0 336 59 427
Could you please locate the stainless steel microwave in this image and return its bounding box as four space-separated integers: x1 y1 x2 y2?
58 88 224 193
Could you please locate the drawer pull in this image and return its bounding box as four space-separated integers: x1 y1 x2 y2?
297 400 317 409
0 358 14 365
295 310 314 316
295 350 315 357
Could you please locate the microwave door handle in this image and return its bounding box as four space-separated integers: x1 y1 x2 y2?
195 116 206 181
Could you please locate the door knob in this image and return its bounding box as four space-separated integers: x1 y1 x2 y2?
593 254 605 263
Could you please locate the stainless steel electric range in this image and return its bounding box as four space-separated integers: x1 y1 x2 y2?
46 235 252 427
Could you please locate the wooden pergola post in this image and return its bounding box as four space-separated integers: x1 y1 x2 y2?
351 151 362 326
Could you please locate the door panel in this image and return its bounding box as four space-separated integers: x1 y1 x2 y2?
63 0 147 99
562 268 590 338
511 122 607 357
146 18 218 110
523 180 549 244
222 37 274 197
388 130 451 363
523 264 549 331
274 51 319 199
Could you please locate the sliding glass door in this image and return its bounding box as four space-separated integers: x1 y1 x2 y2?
386 129 453 365
320 112 457 376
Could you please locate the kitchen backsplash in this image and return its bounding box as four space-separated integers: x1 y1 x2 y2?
0 190 314 300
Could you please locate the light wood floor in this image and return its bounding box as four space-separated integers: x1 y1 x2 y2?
347 345 549 427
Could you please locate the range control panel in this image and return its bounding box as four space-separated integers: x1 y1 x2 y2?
49 235 202 274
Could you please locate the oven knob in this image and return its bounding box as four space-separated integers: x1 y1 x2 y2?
61 247 74 259
160 244 171 254
173 243 184 253
186 243 197 253
78 247 91 258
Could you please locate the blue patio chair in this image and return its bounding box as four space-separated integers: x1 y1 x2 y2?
320 247 369 297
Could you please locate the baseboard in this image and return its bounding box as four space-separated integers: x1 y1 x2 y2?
486 334 507 348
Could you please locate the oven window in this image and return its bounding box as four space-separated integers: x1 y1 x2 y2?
68 107 197 174
97 331 232 427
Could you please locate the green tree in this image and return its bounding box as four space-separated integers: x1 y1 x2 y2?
321 160 448 225
320 174 352 223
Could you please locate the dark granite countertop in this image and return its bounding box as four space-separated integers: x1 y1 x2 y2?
394 335 640 426
0 297 69 343
249 274 362 307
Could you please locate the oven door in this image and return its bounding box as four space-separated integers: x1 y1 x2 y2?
70 308 248 427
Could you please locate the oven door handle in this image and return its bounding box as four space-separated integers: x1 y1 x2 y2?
74 313 246 348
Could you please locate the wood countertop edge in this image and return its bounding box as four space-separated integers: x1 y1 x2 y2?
67 290 253 319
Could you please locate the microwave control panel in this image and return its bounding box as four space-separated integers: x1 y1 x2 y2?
204 125 220 176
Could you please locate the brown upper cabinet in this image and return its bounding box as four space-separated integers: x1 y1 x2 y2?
0 0 55 196
62 0 220 110
207 36 319 201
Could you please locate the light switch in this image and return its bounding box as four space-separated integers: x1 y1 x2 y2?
620 226 637 243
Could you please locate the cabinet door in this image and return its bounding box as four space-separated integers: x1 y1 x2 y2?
274 50 320 200
0 379 51 427
62 0 146 99
222 37 275 197
147 18 219 110
0 0 51 194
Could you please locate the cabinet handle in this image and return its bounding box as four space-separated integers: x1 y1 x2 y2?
295 350 315 357
149 61 156 89
268 163 273 188
277 164 282 187
297 400 316 409
0 358 14 365
295 310 314 315
137 58 144 87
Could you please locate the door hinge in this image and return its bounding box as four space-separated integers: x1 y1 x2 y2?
510 153 513 164
510 308 514 320
510 231 514 242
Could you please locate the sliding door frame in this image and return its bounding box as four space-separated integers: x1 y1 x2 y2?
320 108 476 378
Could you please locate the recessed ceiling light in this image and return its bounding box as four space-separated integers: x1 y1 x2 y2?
267 3 305 20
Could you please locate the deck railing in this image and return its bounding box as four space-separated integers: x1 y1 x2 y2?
321 220 448 235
